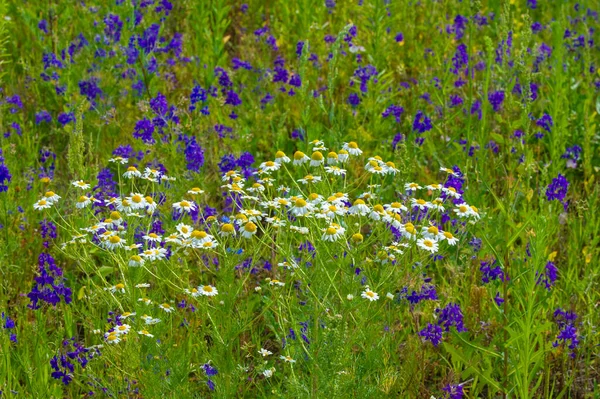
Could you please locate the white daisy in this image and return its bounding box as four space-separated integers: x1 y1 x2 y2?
361 288 379 301
199 285 218 297
417 238 439 253
72 180 91 190
342 141 363 156
274 151 291 164
173 200 197 213
292 151 310 166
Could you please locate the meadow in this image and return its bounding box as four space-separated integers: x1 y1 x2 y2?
0 0 598 397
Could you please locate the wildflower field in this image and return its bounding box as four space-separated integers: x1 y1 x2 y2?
0 0 599 397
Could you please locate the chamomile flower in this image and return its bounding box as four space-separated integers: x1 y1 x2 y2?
278 260 298 269
469 205 481 220
105 332 121 344
442 186 461 199
141 248 168 261
259 348 273 357
123 166 142 179
368 165 387 175
266 217 286 228
129 255 145 267
329 192 349 205
274 150 291 164
385 161 399 175
145 196 158 213
417 238 439 253
247 182 266 193
176 223 193 238
106 283 126 294
221 170 240 182
76 195 97 209
188 187 204 195
410 198 430 211
369 204 386 221
138 298 153 305
364 159 381 171
310 151 324 167
199 239 219 250
292 151 310 166
159 303 174 313
426 183 442 191
405 182 422 192
280 355 296 363
185 287 200 297
342 141 363 156
143 168 162 181
116 198 133 213
141 315 161 325
114 324 131 335
348 199 370 216
361 288 379 301
125 243 143 251
259 160 280 172
440 167 459 177
173 200 197 213
324 166 346 176
138 329 154 338
290 198 313 216
267 278 285 287
109 156 128 165
199 285 218 297
327 152 338 164
143 233 162 243
385 202 407 214
453 203 471 218
322 204 347 219
72 180 91 190
104 235 126 250
43 191 61 204
441 231 459 245
307 193 324 205
337 149 349 163
402 222 418 240
219 223 236 237
298 174 322 185
241 222 258 238
422 225 444 241
321 223 345 242
190 230 212 245
429 198 445 211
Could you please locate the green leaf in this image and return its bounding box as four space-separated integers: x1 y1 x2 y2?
97 266 115 278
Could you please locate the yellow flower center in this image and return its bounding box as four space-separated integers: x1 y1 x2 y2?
295 198 307 208
459 205 468 212
245 222 257 233
127 166 137 172
203 285 213 292
293 151 305 160
354 199 365 206
109 236 121 244
326 227 337 235
327 152 337 159
311 151 323 161
180 201 190 207
275 151 286 158
348 142 358 149
444 232 454 239
191 230 207 239
77 196 87 203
